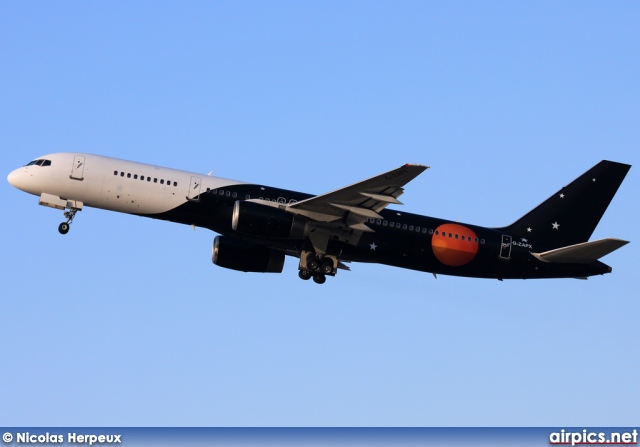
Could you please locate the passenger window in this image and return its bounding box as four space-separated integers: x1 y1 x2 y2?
390 222 395 228
455 234 459 239
121 172 125 177
461 236 465 241
409 225 414 231
232 192 237 198
376 219 382 225
219 190 224 195
147 177 151 182
154 178 157 183
114 171 118 176
383 221 388 227
435 231 439 235
140 176 145 181
449 233 452 238
402 224 408 230
173 182 177 187
134 174 138 179
428 229 433 234
127 173 131 178
160 179 164 184
226 191 231 197
481 239 485 244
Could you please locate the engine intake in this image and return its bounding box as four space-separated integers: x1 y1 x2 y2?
212 235 285 273
232 200 305 239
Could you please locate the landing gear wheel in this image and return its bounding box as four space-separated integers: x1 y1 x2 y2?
320 260 333 275
312 274 326 284
298 270 311 280
58 222 70 235
307 253 319 270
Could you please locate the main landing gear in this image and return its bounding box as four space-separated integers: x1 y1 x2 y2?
58 207 79 235
298 251 338 284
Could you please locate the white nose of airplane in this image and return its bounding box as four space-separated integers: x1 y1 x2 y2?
7 168 28 192
8 169 20 187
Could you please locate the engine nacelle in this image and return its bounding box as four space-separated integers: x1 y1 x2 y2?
212 235 285 273
232 200 306 239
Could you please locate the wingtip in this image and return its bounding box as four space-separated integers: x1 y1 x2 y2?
404 163 430 169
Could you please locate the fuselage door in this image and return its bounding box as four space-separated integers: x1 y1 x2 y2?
499 234 512 260
70 155 85 181
187 176 202 201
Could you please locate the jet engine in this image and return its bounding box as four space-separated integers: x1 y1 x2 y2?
232 200 306 239
212 235 285 273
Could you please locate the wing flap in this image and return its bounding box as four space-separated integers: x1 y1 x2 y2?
531 238 629 264
358 192 403 205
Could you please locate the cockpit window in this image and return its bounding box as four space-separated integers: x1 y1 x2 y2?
25 159 51 167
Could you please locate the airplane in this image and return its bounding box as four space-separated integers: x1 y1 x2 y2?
7 153 631 284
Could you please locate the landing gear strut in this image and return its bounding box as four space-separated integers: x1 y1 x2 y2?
58 207 79 235
298 250 338 285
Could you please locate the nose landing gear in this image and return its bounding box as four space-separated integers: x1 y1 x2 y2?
58 207 80 235
37 193 83 235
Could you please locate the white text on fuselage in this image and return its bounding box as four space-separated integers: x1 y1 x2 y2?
511 240 533 250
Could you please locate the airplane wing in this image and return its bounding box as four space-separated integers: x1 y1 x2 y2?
286 164 429 232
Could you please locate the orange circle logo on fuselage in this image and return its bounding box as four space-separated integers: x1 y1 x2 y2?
431 223 479 267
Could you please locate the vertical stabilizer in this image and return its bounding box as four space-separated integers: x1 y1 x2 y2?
496 160 630 249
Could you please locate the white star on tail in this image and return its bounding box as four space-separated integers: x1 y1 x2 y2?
552 221 560 230
369 242 377 251
559 193 564 198
527 227 532 233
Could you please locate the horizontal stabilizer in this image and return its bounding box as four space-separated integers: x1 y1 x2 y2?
531 238 629 264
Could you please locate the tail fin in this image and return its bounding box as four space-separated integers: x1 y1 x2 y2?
496 160 630 249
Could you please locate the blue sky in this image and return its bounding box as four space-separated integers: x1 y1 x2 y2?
1 1 638 426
